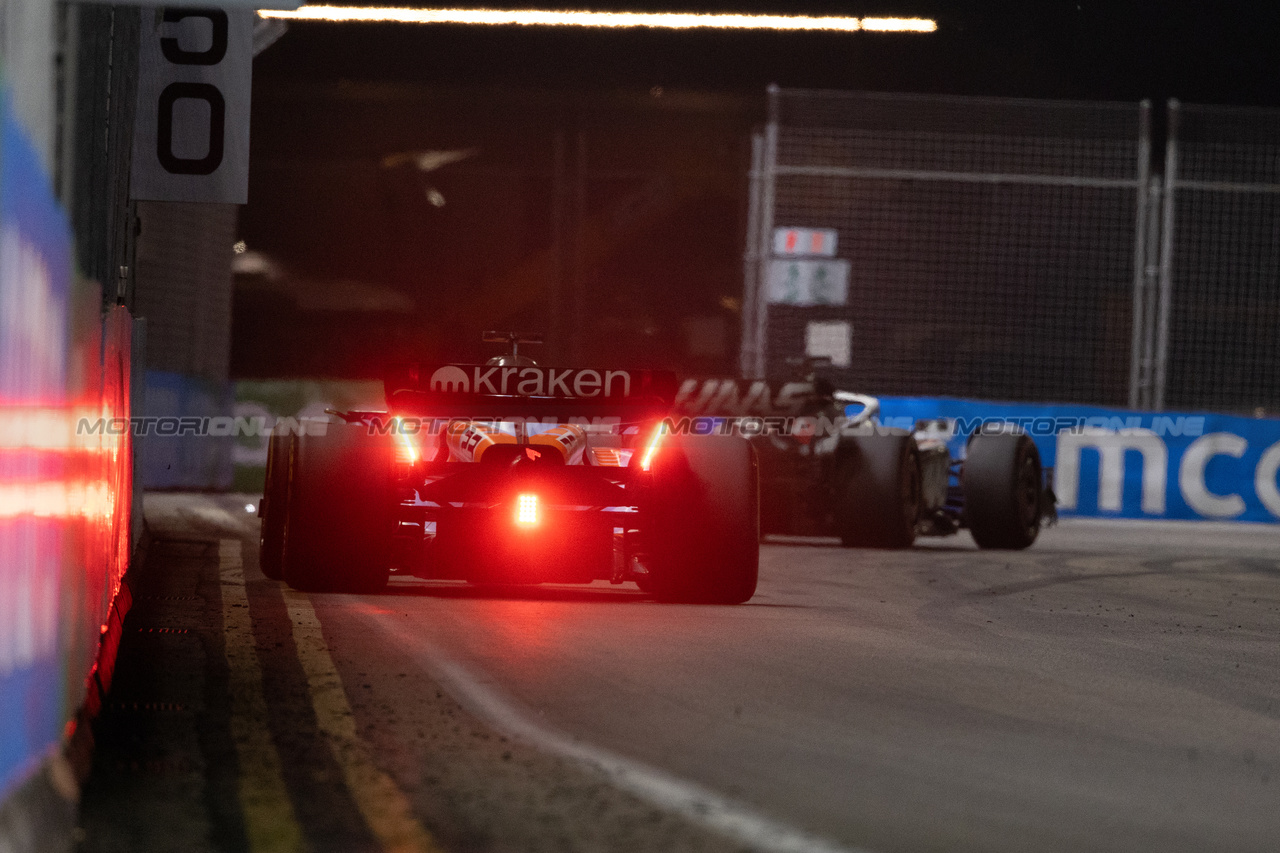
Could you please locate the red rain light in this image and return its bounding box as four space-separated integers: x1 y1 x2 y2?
516 493 538 525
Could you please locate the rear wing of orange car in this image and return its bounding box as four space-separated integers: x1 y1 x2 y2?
383 363 678 420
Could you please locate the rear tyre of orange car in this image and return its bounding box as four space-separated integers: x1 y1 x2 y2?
281 422 394 593
835 431 921 549
642 434 759 604
258 429 289 581
963 431 1042 550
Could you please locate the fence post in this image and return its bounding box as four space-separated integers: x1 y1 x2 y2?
1153 99 1180 411
1139 176 1163 409
750 84 780 380
1128 100 1152 409
740 132 764 378
549 130 567 361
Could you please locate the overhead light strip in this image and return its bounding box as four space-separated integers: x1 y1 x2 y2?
257 6 938 33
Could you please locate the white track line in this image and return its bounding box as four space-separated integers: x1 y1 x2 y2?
366 614 878 853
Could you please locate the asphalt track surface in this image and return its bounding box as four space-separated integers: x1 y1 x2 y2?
79 493 1280 853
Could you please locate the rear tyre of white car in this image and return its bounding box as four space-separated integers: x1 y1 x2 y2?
281 422 394 593
963 432 1042 550
642 435 759 604
258 429 289 581
836 432 921 549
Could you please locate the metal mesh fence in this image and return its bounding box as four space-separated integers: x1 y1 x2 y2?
745 88 1148 406
1164 103 1280 414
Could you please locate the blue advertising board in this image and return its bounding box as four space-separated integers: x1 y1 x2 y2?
871 397 1280 524
0 92 74 800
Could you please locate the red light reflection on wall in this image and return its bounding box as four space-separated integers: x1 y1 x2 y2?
0 298 132 751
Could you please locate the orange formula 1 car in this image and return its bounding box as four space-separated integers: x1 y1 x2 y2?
259 334 759 603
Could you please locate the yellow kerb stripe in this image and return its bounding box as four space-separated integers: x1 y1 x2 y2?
219 539 305 853
283 588 442 853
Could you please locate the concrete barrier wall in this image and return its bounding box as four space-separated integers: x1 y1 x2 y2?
138 371 234 490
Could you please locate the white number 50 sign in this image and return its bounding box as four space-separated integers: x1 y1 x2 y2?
131 7 252 203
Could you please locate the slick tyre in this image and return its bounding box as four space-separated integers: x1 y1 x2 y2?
642 434 759 604
281 422 394 593
836 432 921 549
258 429 289 581
963 431 1042 550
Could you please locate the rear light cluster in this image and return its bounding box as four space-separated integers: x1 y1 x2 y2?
639 427 663 471
394 418 418 464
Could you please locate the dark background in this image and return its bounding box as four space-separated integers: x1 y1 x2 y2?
235 2 1280 378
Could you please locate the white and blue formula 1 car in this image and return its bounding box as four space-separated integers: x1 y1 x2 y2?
674 364 1055 549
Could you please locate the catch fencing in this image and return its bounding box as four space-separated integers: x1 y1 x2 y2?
743 88 1280 415
1162 102 1280 414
